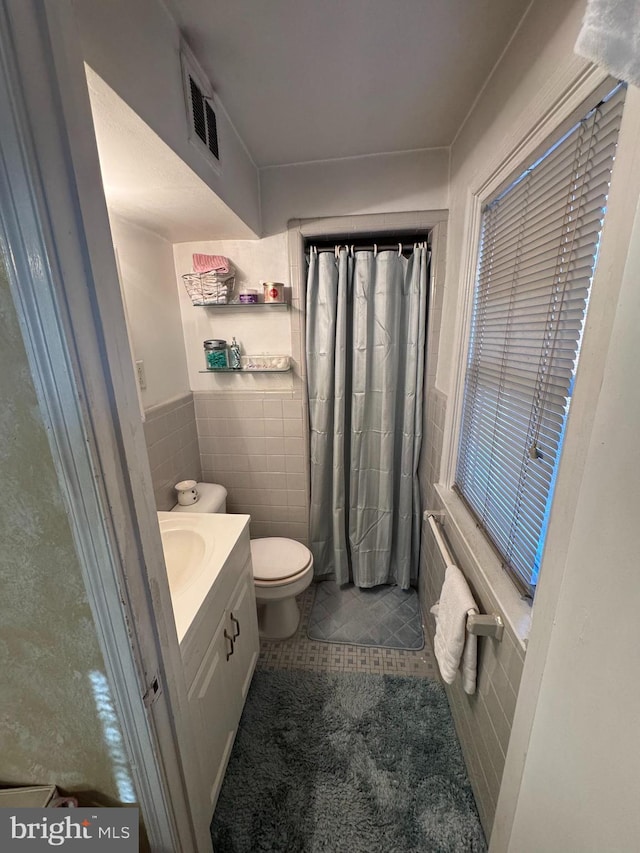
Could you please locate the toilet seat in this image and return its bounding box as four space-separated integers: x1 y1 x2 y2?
250 537 313 583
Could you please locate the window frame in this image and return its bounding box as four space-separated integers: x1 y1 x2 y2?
453 83 625 597
438 75 620 620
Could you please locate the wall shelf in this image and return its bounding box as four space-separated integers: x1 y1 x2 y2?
198 367 292 374
192 302 289 310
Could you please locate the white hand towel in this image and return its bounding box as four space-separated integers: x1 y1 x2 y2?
430 564 479 694
575 0 640 88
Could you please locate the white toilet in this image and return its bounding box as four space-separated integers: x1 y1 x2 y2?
171 481 314 639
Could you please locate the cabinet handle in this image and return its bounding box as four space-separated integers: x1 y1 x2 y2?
230 613 240 639
224 629 234 661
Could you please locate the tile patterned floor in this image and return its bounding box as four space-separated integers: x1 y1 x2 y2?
308 580 424 649
257 584 440 679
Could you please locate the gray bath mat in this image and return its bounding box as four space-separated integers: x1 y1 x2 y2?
211 670 486 852
308 580 424 650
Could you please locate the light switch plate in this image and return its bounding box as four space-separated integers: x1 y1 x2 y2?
135 359 147 389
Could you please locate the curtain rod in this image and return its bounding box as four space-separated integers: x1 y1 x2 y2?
310 243 426 254
307 231 430 254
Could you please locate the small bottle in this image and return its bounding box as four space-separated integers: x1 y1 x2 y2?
229 337 241 369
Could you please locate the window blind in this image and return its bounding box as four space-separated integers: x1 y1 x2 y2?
456 84 625 596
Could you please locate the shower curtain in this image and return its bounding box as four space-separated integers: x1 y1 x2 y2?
306 245 428 589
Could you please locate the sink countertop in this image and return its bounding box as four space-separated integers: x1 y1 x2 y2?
158 511 250 643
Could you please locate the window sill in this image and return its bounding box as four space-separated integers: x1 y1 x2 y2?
434 484 532 650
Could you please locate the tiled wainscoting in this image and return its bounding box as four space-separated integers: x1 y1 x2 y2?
194 390 310 543
143 393 202 511
420 488 526 837
416 217 526 839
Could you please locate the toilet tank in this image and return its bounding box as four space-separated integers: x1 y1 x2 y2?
171 482 227 513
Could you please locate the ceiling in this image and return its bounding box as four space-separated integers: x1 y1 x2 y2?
165 0 531 168
86 67 256 242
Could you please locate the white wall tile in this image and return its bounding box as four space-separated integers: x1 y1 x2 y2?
270 505 291 522
268 455 286 473
235 417 266 437
266 437 285 455
194 390 310 540
286 472 306 491
252 472 288 490
284 455 305 473
246 455 269 472
285 437 305 456
263 399 283 418
229 454 250 472
283 418 303 437
144 393 202 511
282 400 302 419
264 418 285 436
233 400 266 419
288 505 309 524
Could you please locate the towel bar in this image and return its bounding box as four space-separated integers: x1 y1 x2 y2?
426 513 454 566
467 613 504 641
427 513 504 643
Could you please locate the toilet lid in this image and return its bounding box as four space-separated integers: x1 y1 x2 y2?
250 537 312 581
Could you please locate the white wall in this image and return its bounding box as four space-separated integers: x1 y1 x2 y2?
260 147 449 236
178 148 449 396
506 194 640 853
439 0 589 392
72 0 261 236
174 236 294 392
110 215 190 408
434 0 640 849
176 148 450 393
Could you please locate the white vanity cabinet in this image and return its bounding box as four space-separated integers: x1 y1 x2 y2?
226 566 260 707
187 609 237 810
179 522 259 816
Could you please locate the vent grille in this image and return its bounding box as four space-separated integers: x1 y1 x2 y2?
205 101 219 159
188 74 219 160
189 76 207 145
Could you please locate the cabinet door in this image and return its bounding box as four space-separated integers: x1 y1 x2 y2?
227 561 259 707
188 614 236 812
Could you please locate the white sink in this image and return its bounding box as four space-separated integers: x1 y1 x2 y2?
161 526 207 591
158 514 216 596
157 511 251 643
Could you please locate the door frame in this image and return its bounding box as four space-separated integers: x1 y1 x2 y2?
0 1 207 849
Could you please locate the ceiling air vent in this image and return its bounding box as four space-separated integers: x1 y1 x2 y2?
205 99 219 160
181 42 221 171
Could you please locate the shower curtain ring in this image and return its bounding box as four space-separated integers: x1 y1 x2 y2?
398 242 402 256
373 243 378 257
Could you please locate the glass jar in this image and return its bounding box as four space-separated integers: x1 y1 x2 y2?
263 282 284 303
204 339 229 370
